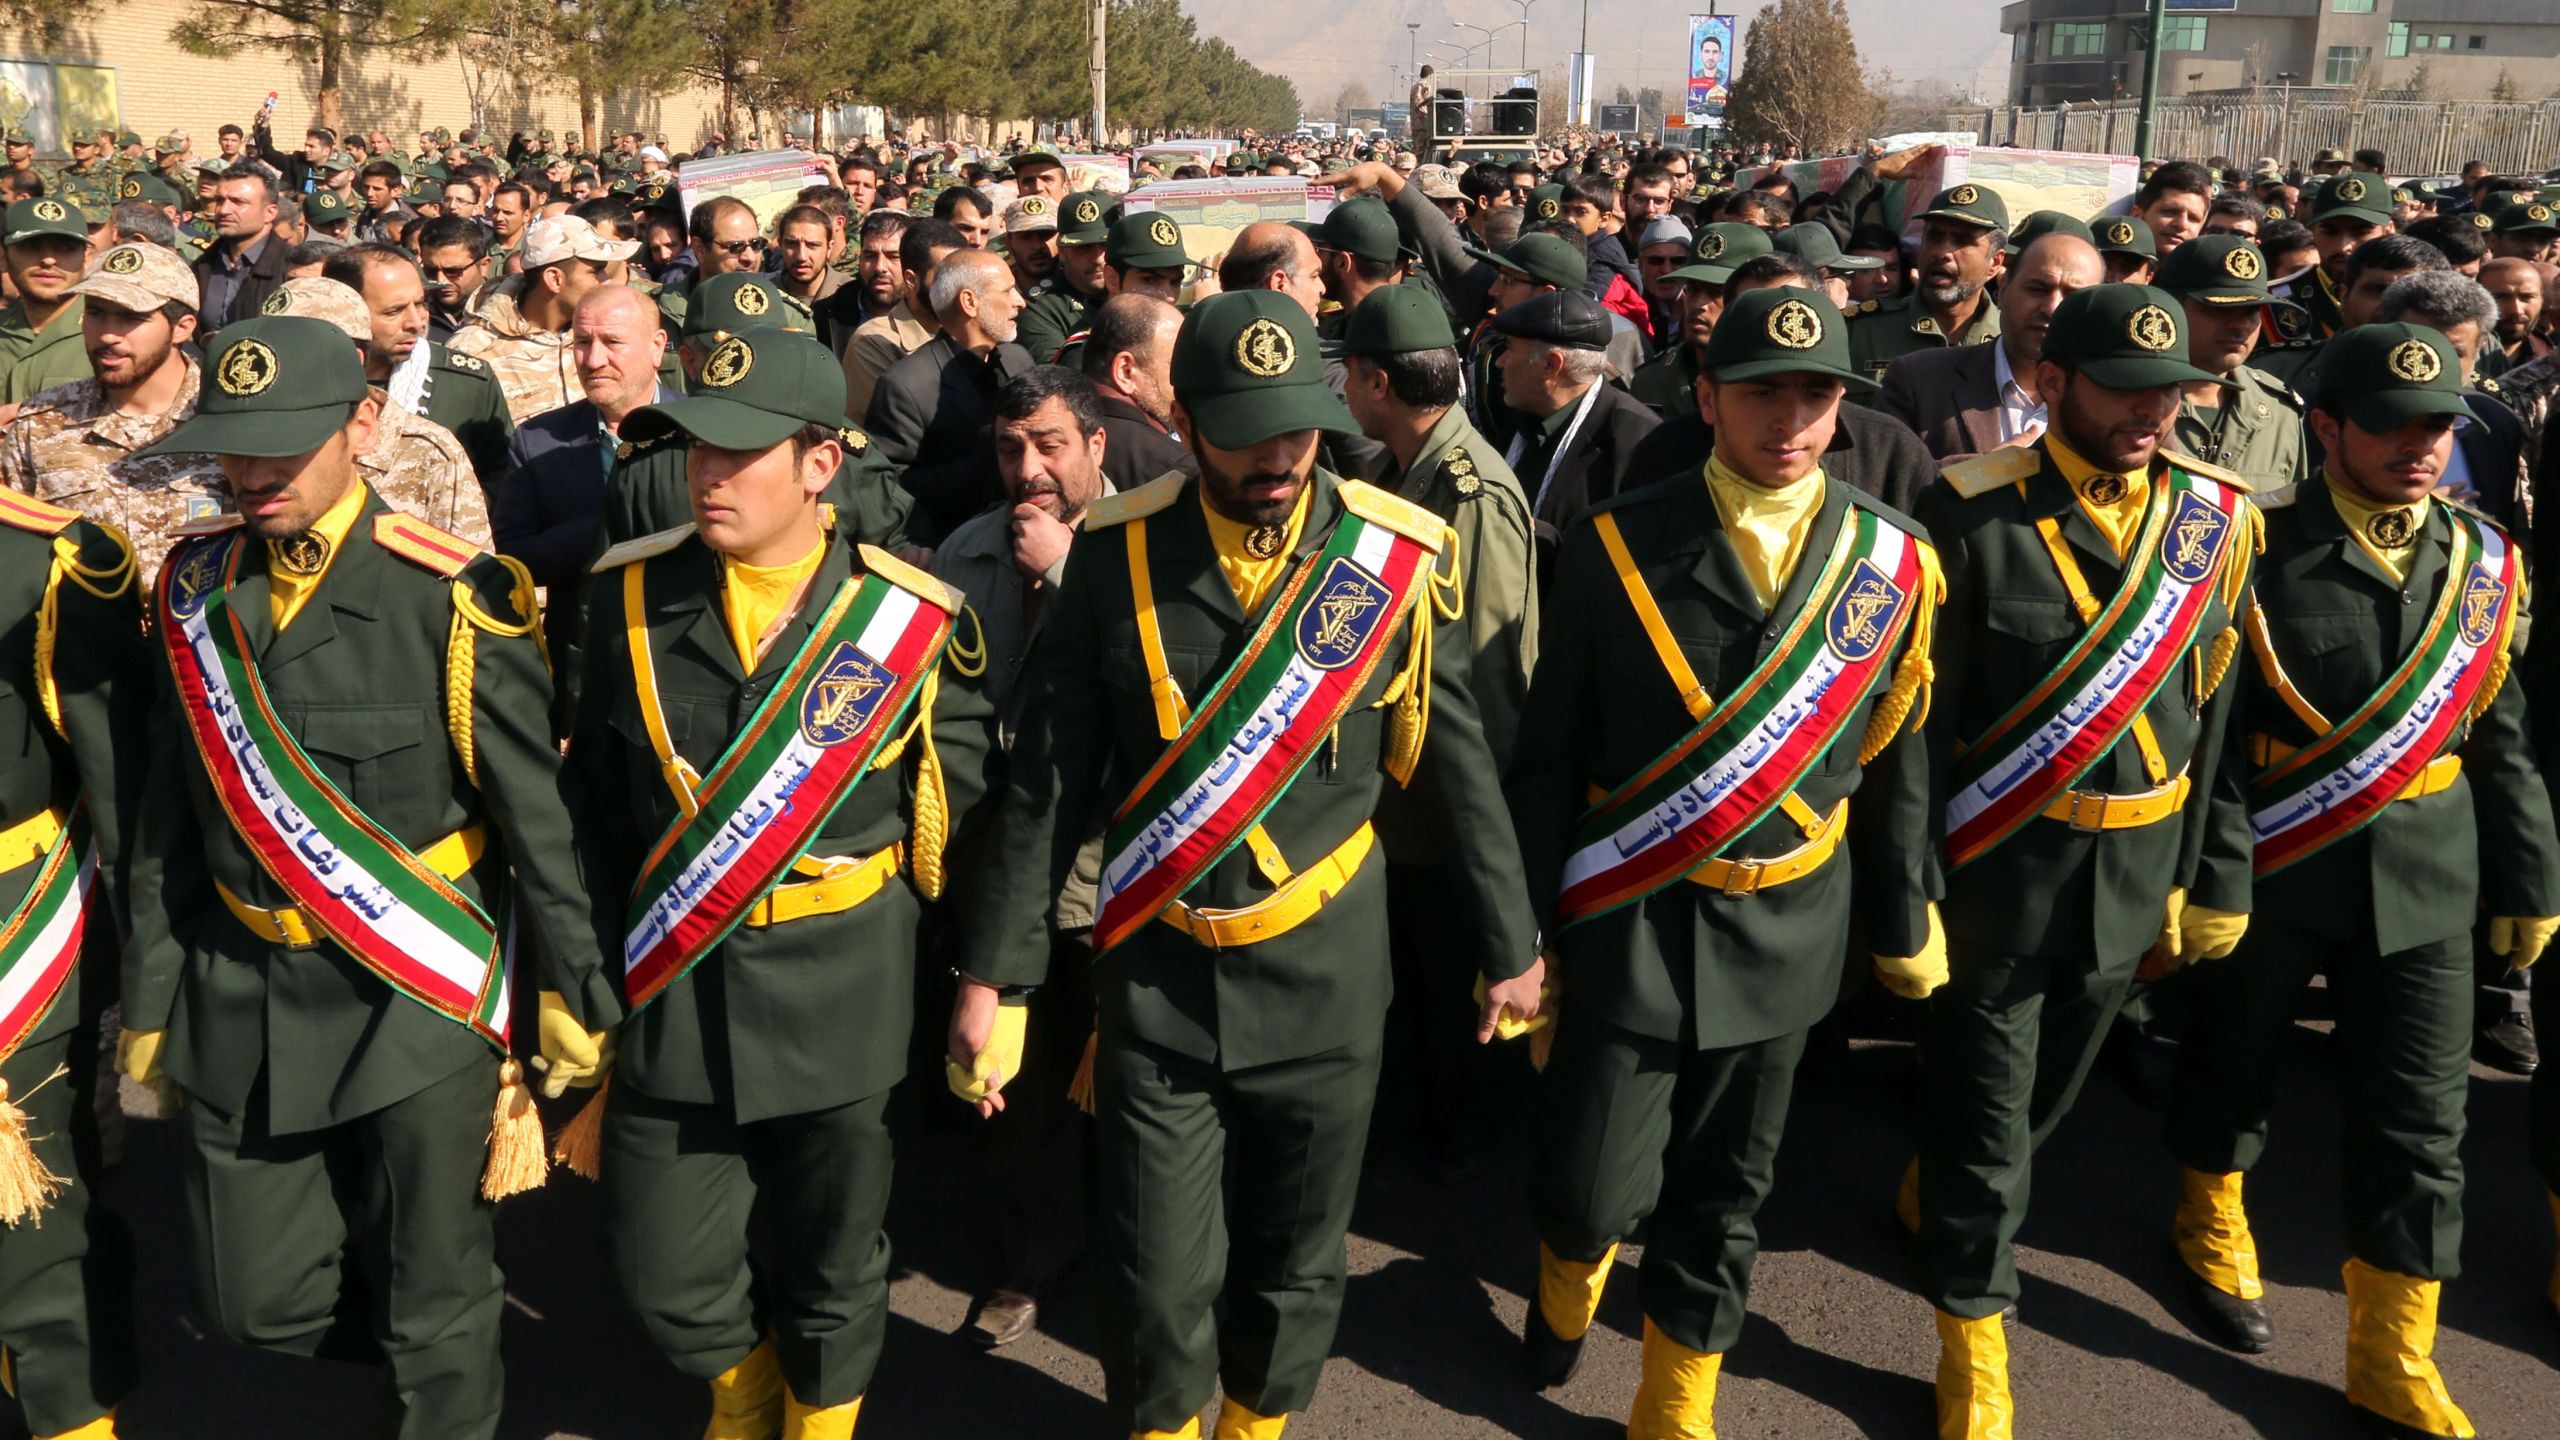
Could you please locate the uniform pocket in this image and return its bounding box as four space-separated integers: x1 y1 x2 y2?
294 704 429 815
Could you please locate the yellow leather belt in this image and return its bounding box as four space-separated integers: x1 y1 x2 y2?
742 842 905 928
1683 797 1848 897
2040 771 2190 831
0 805 64 874
1158 822 1375 950
219 822 487 950
2249 735 2461 803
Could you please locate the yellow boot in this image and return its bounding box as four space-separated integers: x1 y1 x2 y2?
2342 1259 2475 1438
1211 1396 1286 1438
703 1337 786 1440
781 1391 861 1440
1526 1241 1616 1387
1626 1319 1721 1439
1129 1421 1201 1440
1895 1157 1921 1235
2172 1168 2274 1352
1933 1310 2014 1440
37 1411 118 1440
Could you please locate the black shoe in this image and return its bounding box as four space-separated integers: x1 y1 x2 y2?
963 1287 1040 1348
2183 1268 2274 1353
2350 1401 2466 1439
1520 1299 1587 1390
2476 1014 2539 1076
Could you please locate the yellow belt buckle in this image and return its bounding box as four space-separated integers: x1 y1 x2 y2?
1719 857 1765 898
275 907 322 950
2064 791 2110 832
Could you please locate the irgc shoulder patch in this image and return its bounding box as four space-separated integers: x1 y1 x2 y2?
802 642 893 746
1294 558 1390 671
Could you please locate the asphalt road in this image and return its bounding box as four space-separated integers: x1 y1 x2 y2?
23 998 2560 1439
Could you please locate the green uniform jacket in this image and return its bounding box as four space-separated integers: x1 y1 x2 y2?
1915 445 2256 961
2250 338 2325 398
411 342 518 494
1629 344 1701 422
2204 483 2560 949
134 497 607 1133
588 430 915 559
1847 294 2000 387
563 531 998 1120
1016 279 1098 367
2174 362 2305 494
1509 476 1937 1048
0 299 88 406
961 471 1540 1071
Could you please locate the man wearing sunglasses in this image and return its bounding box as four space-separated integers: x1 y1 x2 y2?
689 195 768 282
450 213 637 423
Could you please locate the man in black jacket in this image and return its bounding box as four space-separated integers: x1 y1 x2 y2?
249 110 332 196
1493 291 1659 576
192 168 291 332
1077 293 1195 491
864 248 1032 542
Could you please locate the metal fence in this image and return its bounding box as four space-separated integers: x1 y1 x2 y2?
1942 99 2560 176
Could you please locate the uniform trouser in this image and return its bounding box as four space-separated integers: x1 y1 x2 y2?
601 1084 893 1409
0 1031 136 1437
2477 933 2531 1027
1386 861 1516 1141
2162 929 2473 1279
1529 1012 1806 1356
980 936 1092 1289
2536 955 2560 1194
182 1058 502 1440
1916 945 2140 1317
1095 1027 1382 1431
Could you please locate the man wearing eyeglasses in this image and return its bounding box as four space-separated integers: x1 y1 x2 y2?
689 196 768 282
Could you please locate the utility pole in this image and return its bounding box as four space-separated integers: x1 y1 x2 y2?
1090 0 1108 146
2132 0 2168 159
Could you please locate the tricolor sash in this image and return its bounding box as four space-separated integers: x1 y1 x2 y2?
1944 466 2247 870
620 570 952 1011
156 534 513 1048
1093 507 1440 953
1551 509 1923 927
0 811 96 1062
2248 506 2516 875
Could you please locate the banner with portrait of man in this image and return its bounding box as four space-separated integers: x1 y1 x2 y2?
1686 15 1734 131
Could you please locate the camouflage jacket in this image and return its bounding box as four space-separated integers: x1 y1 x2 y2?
445 276 576 424
0 358 231 586
363 392 492 548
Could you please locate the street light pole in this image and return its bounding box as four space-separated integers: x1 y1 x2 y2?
1511 0 1540 70
2132 0 2168 160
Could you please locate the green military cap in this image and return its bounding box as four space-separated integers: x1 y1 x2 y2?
4 196 86 244
2040 283 2223 390
1107 210 1187 270
682 271 813 340
2319 323 2473 433
1526 184 1566 223
2310 171 2391 227
415 160 449 183
2091 213 2155 260
536 129 554 142
1170 290 1355 448
1 129 28 146
1667 221 1772 285
636 180 678 212
434 127 451 142
625 328 850 450
1467 231 1587 291
319 150 357 173
2493 201 2558 236
116 171 183 207
306 189 355 223
153 130 189 155
1058 190 1111 245
2154 234 2296 314
1491 290 1610 351
2481 188 2533 213
1914 181 2009 233
1776 221 1883 271
140 317 368 457
1220 151 1251 172
1316 198 1401 266
404 177 436 205
2006 210 2096 256
2391 184 2423 207
1339 284 1456 357
116 131 141 148
1701 286 1874 391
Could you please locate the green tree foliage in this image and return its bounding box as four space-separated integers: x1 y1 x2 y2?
171 0 464 134
1723 0 1879 157
461 0 697 149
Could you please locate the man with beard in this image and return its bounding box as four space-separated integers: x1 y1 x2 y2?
843 219 960 420
2265 172 2395 362
1878 230 2104 462
866 248 1031 541
324 243 516 496
0 198 96 403
1630 222 1773 420
1848 183 2005 386
1001 194 1061 297
814 210 909 356
954 290 1541 1440
771 203 844 329
412 215 492 344
1077 294 1193 490
1102 211 1189 306
2482 256 2551 370
450 216 634 423
1018 192 1110 365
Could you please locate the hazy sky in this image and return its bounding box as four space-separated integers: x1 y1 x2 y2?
1183 0 2015 109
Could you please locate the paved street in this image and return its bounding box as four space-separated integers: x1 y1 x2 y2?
32 997 2560 1439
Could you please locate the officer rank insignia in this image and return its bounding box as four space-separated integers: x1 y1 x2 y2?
1443 446 1480 495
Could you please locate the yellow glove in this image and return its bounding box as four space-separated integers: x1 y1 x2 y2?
2491 915 2560 970
945 1001 1028 1105
2177 904 2248 966
531 991 616 1099
1873 903 1948 999
117 1026 167 1089
1472 973 1553 1040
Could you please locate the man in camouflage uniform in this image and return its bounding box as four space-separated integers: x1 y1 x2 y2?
450 215 634 423
321 243 516 495
52 132 115 213
0 242 228 585
0 198 93 404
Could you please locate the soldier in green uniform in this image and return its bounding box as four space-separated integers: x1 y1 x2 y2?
1019 191 1110 364
1908 285 2258 1439
1630 222 1772 419
0 199 92 403
1846 184 2004 385
50 134 112 213
559 326 996 1440
2260 173 2393 390
955 291 1543 1440
2092 212 2157 284
2164 323 2559 1437
120 317 606 1440
322 242 519 492
1510 287 1944 1436
2157 235 2307 491
304 188 355 244
0 486 161 1440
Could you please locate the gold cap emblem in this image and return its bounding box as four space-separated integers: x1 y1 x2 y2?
734 282 770 316
1072 198 1101 224
703 335 753 388
1148 216 1178 248
260 289 291 313
30 199 63 222
2222 245 2262 280
2531 204 2554 223
1948 184 1980 207
217 339 279 397
1767 298 1822 350
2369 508 2416 547
2334 176 2367 203
2386 337 2443 383
2105 220 2135 245
2473 212 2495 229
1697 232 1725 261
1020 196 1048 216
103 246 143 275
119 178 139 198
2128 304 2178 352
1234 316 1296 378
1535 197 1559 219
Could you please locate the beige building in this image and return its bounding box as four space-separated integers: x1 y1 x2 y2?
2000 0 2560 107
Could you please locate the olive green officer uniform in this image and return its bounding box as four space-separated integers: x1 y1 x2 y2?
2154 235 2312 516
1631 224 1772 423
1847 185 2005 387
0 200 93 405
962 292 1539 1434
1510 290 1938 1410
1017 192 1110 365
400 341 517 496
0 498 158 1440
2256 174 2389 396
1911 286 2257 1327
127 319 605 1440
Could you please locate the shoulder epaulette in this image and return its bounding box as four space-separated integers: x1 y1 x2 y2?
858 542 963 614
373 513 483 576
1083 472 1185 529
172 511 244 538
1337 479 1448 552
2164 448 2253 493
1440 444 1486 496
2252 484 2298 510
438 348 488 375
836 424 868 455
591 523 696 573
1940 446 2041 498
0 488 79 536
1840 484 1931 538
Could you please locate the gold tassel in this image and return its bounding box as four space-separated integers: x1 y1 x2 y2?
480 1059 550 1200
0 1068 71 1227
551 1071 610 1181
1855 543 1944 766
908 664 949 900
445 613 480 786
2200 626 2240 704
1528 974 1561 1072
1066 1029 1098 1115
2473 647 2512 721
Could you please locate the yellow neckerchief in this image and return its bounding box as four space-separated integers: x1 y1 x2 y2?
2323 473 2428 583
2045 431 2151 559
1703 449 1825 612
268 481 370 632
1199 478 1311 615
721 534 826 668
